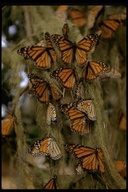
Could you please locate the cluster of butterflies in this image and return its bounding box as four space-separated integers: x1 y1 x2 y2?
1 6 126 189
55 5 126 39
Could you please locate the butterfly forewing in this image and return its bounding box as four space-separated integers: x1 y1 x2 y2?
51 68 76 89
2 113 16 136
44 175 60 189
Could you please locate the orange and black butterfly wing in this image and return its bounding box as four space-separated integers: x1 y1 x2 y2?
96 148 105 173
51 68 76 89
45 32 57 63
98 19 121 39
28 137 50 156
68 7 86 27
65 144 105 172
76 34 99 66
28 74 50 103
65 144 95 159
2 113 15 136
81 148 104 172
17 32 57 69
82 61 109 80
69 115 90 135
44 175 60 189
61 104 90 135
52 34 74 65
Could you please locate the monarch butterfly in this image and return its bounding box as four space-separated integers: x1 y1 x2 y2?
65 144 105 173
51 68 78 89
28 136 62 160
17 32 57 69
82 60 109 80
28 73 62 103
114 160 126 179
2 113 16 136
43 175 60 189
76 99 96 121
52 32 98 66
60 103 90 135
62 22 69 38
67 6 103 28
96 13 126 39
46 102 57 125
